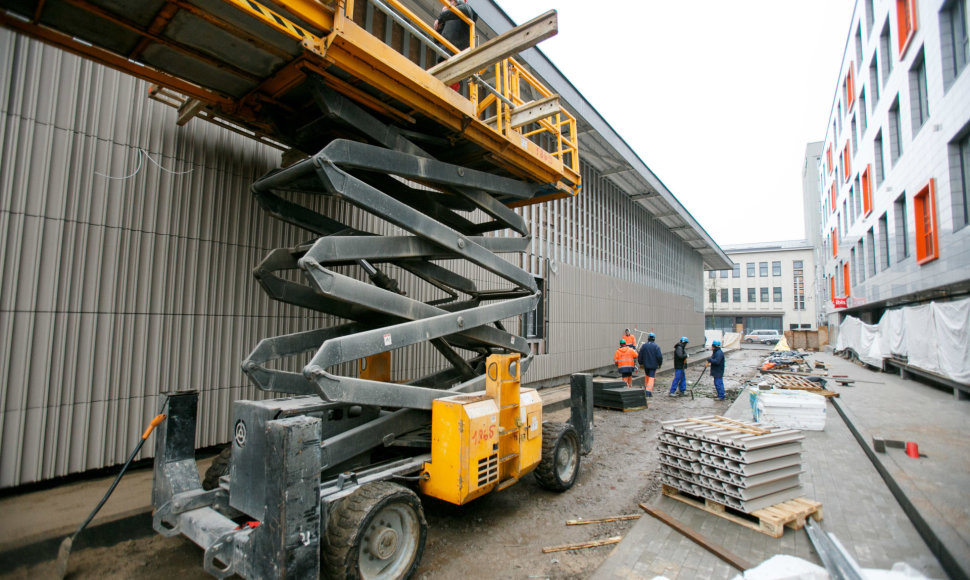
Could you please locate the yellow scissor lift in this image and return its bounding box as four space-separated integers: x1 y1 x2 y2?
1 1 591 577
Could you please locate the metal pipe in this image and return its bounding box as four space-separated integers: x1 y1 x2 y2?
368 0 450 59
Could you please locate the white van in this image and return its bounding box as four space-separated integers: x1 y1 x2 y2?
743 330 782 344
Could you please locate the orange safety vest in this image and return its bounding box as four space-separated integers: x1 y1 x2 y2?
614 346 636 368
622 333 636 347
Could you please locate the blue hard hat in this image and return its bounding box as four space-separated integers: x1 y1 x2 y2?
712 340 721 347
648 332 655 339
680 336 688 343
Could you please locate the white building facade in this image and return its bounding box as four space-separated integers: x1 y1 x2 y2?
703 242 818 334
817 0 970 327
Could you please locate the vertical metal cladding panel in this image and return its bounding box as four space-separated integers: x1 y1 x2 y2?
0 29 338 487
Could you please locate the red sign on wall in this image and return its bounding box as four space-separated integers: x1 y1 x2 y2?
833 297 847 309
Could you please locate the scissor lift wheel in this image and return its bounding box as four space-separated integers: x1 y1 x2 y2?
534 422 580 492
323 481 428 580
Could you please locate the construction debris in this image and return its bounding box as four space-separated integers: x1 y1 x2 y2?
541 536 623 553
658 416 805 513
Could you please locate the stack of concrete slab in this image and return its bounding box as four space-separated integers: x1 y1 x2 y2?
658 416 804 513
591 377 647 410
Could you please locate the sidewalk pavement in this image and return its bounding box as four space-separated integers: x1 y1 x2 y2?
593 350 967 580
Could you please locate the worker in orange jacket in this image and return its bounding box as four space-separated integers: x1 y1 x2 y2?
621 328 637 348
614 339 638 388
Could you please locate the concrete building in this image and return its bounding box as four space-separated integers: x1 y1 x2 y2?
0 2 730 488
703 241 818 334
815 0 970 330
803 142 828 328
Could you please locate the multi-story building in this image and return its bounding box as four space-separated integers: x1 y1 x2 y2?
803 142 828 328
703 241 818 334
816 0 970 330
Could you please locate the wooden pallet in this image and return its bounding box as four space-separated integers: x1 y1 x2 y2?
763 374 839 398
662 485 823 538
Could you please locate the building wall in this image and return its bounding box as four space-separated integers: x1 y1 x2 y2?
803 142 828 328
817 0 970 325
0 30 708 487
702 246 817 332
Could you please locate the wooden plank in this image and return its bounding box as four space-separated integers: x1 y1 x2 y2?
639 504 752 571
541 536 622 553
566 514 641 525
713 416 770 434
509 95 561 128
686 418 766 435
429 10 558 84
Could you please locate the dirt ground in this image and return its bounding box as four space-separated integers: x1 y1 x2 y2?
3 346 770 580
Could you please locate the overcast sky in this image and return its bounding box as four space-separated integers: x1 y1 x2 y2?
493 1 857 246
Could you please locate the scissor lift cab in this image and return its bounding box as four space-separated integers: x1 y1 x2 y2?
2 0 592 577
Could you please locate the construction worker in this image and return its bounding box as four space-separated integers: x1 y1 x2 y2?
707 339 726 400
669 337 689 396
622 328 637 348
614 339 638 388
637 333 663 394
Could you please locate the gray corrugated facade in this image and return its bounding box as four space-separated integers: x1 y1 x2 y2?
0 21 724 487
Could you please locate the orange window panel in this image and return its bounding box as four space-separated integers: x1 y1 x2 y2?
844 66 855 109
827 145 833 174
896 0 918 59
861 165 872 216
842 142 851 182
914 179 939 264
843 262 851 297
830 276 836 299
830 182 837 211
831 228 838 257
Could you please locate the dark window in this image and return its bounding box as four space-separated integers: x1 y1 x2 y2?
709 289 717 302
772 261 781 276
869 56 881 105
895 193 910 260
759 262 768 277
879 213 891 269
874 130 886 185
866 0 875 35
746 262 755 277
855 24 864 70
523 277 545 342
953 130 970 228
719 269 729 278
867 227 877 276
733 288 741 302
910 51 930 132
760 287 769 302
889 97 903 164
941 0 969 90
747 288 756 302
773 287 783 302
880 21 894 85
860 89 868 135
732 264 741 278
708 270 715 279
720 288 729 303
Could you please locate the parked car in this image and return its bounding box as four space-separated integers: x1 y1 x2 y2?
743 330 782 344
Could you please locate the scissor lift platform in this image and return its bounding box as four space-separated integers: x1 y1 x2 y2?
1 0 580 204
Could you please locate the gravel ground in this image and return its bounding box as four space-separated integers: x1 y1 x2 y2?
2 346 770 580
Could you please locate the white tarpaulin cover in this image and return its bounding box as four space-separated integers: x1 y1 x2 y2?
835 297 970 384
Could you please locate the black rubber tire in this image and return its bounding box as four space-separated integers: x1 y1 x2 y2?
201 446 231 491
534 422 581 492
322 481 427 580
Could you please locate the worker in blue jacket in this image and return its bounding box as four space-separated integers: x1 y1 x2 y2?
637 333 663 394
706 340 726 400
